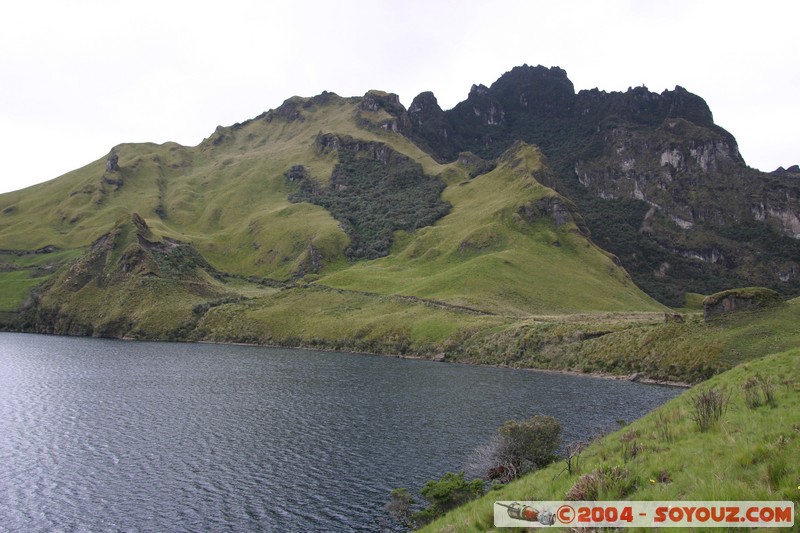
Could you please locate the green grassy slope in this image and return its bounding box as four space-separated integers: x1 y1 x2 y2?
421 347 800 532
447 298 800 384
0 95 367 279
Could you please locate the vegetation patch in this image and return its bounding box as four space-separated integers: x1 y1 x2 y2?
288 134 450 260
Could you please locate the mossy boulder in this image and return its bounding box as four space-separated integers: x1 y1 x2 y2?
702 287 781 320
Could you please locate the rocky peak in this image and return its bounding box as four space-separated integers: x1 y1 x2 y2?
460 84 505 126
661 86 714 127
357 90 411 134
772 165 800 178
359 90 403 112
408 91 452 159
469 84 490 98
492 64 573 92
489 64 576 116
403 64 800 304
408 91 443 119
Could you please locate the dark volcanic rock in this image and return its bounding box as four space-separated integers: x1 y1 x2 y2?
106 151 119 172
771 165 800 178
357 91 412 134
404 64 800 306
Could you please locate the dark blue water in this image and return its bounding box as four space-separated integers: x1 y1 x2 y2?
0 333 680 532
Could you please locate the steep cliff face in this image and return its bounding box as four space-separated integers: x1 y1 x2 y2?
408 91 451 159
574 118 744 227
407 65 800 305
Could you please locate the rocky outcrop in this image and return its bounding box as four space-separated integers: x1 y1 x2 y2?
517 196 574 228
408 91 452 158
357 90 411 134
105 150 120 172
456 152 495 178
268 97 305 122
314 133 406 166
702 287 781 320
100 149 123 191
574 118 748 229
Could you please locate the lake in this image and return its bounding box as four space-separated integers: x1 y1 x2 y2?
0 333 680 531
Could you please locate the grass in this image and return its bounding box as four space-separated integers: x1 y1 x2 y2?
455 299 800 383
194 285 510 354
420 347 800 532
0 270 44 311
0 248 83 311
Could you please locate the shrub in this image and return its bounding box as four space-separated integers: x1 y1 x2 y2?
742 374 776 409
598 465 637 498
563 440 587 475
760 375 776 407
690 387 729 431
566 465 637 500
468 415 562 483
384 488 415 527
288 135 450 260
412 472 484 526
743 376 763 409
565 472 599 501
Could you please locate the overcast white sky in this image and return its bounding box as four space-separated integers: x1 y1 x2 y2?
1 0 798 194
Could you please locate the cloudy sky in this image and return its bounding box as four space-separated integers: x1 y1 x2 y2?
1 0 798 194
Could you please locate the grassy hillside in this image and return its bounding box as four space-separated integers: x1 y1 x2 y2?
420 346 800 532
448 298 800 384
0 91 668 352
0 94 373 279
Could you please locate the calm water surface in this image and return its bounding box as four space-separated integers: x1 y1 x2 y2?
0 333 680 532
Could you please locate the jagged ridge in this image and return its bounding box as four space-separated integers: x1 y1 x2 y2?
397 65 800 305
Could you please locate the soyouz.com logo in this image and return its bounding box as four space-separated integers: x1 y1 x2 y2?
494 501 795 528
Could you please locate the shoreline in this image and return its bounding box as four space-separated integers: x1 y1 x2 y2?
193 338 692 388
1 329 692 388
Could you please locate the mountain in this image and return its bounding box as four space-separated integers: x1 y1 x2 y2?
0 65 797 376
0 86 666 364
405 65 800 306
